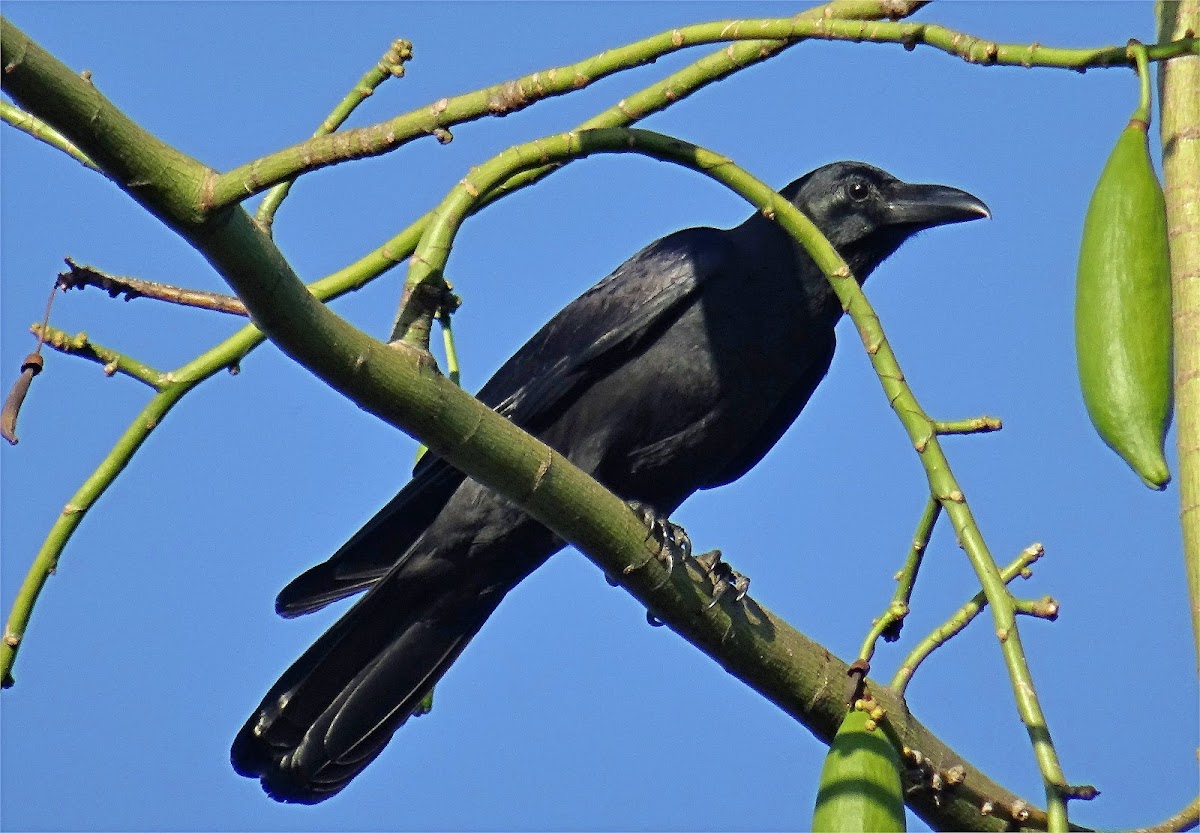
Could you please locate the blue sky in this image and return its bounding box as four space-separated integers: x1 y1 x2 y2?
1 3 1195 831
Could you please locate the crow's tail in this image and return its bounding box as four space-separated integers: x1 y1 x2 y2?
231 563 502 804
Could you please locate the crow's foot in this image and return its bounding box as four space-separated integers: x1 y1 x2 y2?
694 549 750 607
623 500 691 577
622 502 748 625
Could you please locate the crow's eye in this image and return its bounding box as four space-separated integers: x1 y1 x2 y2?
846 179 871 202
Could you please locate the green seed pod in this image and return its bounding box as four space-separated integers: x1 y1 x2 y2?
811 705 905 833
1075 118 1173 490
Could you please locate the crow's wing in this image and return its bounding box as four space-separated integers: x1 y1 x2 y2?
274 227 735 617
477 227 734 428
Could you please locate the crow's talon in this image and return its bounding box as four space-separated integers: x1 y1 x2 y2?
658 546 677 576
666 524 692 560
694 549 722 574
625 500 656 531
624 502 747 612
625 500 691 574
646 610 665 627
694 549 750 606
706 575 750 608
706 578 730 609
731 573 750 601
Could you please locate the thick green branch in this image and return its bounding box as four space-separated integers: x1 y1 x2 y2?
2 17 1074 830
1 21 209 225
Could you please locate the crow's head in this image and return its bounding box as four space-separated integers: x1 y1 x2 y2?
781 161 990 279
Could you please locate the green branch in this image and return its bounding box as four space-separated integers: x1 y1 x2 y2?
1013 595 1060 619
207 15 1196 210
935 415 1003 435
32 324 166 389
892 544 1045 694
255 37 413 233
1 383 187 688
0 99 100 172
438 307 461 387
857 495 941 664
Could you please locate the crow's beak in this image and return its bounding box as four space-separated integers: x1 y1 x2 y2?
885 182 991 229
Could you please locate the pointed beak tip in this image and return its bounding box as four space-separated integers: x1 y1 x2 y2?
887 183 991 228
943 190 991 223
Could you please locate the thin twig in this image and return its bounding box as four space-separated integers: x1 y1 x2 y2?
891 544 1045 695
59 259 248 316
436 283 462 387
1 99 101 171
31 324 166 389
256 38 413 232
858 495 941 663
1013 595 1060 620
934 416 1003 434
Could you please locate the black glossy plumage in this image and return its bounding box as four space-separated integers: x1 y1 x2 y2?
232 161 988 803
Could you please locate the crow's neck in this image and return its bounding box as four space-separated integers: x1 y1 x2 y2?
729 214 848 326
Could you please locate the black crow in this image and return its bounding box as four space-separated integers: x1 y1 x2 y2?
232 161 989 802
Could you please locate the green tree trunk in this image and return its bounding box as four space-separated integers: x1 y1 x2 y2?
1156 0 1200 672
